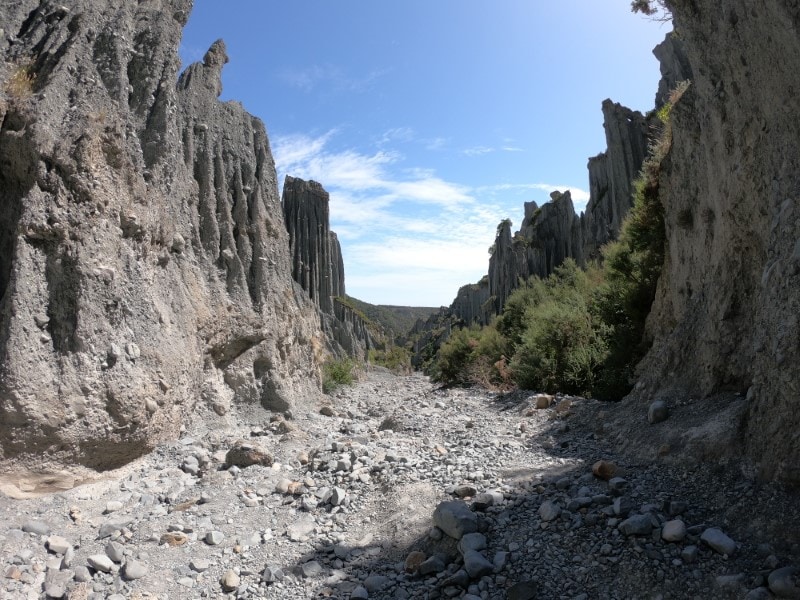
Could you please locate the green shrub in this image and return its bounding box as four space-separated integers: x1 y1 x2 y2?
496 278 547 351
369 346 412 374
433 324 509 389
434 327 480 386
508 262 607 396
322 358 355 394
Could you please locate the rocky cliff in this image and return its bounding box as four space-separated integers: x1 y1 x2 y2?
282 175 374 357
450 277 491 327
412 98 651 354
581 100 651 259
0 1 325 473
283 176 337 314
483 102 650 328
630 0 800 484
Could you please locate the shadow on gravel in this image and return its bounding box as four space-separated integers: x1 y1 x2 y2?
284 390 800 600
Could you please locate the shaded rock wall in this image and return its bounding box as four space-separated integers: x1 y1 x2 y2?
283 176 336 314
450 277 491 327
329 231 345 299
632 0 800 483
0 1 323 472
653 32 692 109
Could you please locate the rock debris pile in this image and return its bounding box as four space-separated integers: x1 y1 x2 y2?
2 370 798 599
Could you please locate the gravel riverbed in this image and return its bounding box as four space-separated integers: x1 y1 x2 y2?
2 369 799 599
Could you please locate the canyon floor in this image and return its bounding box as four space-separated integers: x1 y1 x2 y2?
1 368 799 600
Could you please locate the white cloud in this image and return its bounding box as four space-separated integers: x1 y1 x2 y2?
463 145 495 156
277 64 388 94
462 143 523 156
271 131 590 306
378 127 415 145
424 137 448 151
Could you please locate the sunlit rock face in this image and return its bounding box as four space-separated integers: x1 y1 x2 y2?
0 1 323 471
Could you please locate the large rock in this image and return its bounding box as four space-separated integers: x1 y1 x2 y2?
768 566 800 599
701 528 736 556
432 500 478 540
0 1 323 472
225 441 272 468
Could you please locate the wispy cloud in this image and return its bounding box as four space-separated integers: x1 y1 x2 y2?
272 131 590 305
378 127 415 146
277 64 387 94
463 145 495 156
424 137 448 151
274 132 474 213
273 131 506 304
462 145 525 156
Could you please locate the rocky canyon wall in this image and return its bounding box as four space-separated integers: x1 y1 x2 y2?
282 175 375 357
412 96 651 358
409 98 650 371
0 1 325 472
632 0 800 483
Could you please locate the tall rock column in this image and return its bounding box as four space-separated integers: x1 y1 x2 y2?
329 231 346 299
281 176 374 356
282 176 335 314
581 101 650 260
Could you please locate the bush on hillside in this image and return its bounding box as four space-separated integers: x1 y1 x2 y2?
433 324 510 389
369 345 412 374
322 358 355 394
506 261 608 396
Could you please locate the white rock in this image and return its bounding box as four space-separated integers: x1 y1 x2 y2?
87 554 115 573
46 535 71 555
662 520 687 542
701 528 736 555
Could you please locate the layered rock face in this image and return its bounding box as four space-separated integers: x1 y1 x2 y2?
633 0 800 483
0 2 323 471
581 101 651 259
282 175 374 357
283 176 337 314
488 193 585 316
450 277 491 327
653 32 692 109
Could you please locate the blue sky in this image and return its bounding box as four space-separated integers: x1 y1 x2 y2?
180 1 671 307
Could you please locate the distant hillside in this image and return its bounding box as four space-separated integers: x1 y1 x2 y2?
339 296 439 338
